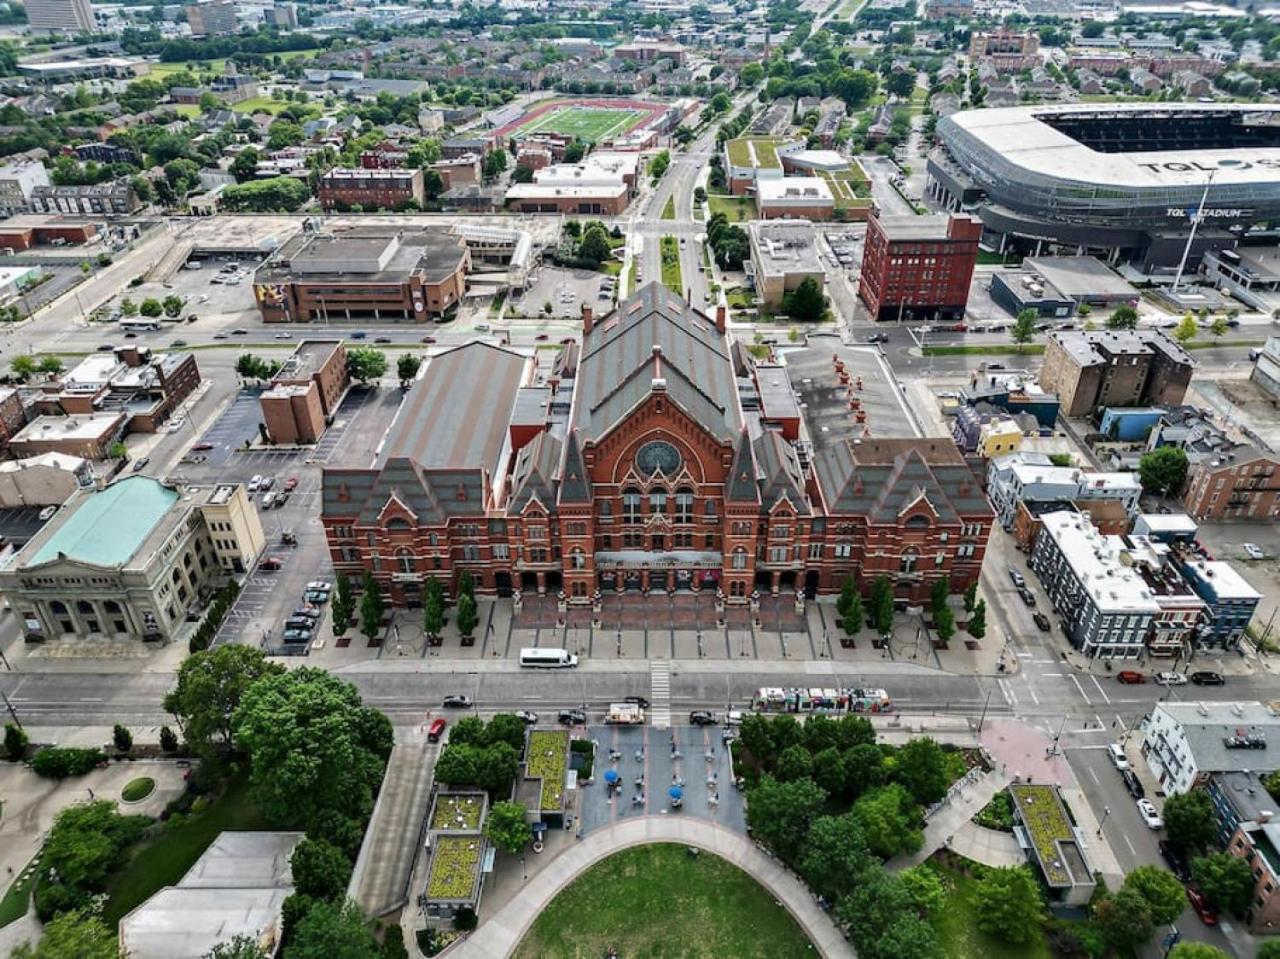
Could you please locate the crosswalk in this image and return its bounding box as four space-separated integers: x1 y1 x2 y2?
649 659 672 729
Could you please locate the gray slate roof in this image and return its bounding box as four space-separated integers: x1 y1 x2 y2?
574 283 741 445
813 438 991 521
1158 702 1280 775
508 430 561 516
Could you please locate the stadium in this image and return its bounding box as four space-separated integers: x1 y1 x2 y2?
927 103 1280 273
491 97 673 148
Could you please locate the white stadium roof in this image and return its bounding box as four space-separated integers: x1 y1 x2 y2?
946 103 1280 189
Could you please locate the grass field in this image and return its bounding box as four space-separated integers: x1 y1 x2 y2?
660 195 676 220
103 771 268 926
660 235 682 296
517 105 643 143
513 844 815 959
0 850 40 928
927 862 1053 959
231 97 294 115
707 194 754 222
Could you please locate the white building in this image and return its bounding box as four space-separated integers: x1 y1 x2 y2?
1140 701 1280 795
0 160 50 215
0 453 93 508
987 451 1142 528
755 177 835 218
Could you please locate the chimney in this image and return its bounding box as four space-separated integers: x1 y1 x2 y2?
581 302 594 335
715 303 726 334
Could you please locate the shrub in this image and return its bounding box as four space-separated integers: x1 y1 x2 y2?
159 726 179 753
453 906 478 931
30 746 105 778
4 722 28 760
113 724 133 753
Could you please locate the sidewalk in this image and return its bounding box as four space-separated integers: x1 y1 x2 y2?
458 816 855 959
891 768 1015 870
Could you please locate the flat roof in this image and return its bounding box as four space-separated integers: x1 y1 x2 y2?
13 412 122 443
1022 256 1138 299
756 177 834 203
1039 509 1161 614
943 103 1280 188
257 228 468 286
29 476 178 568
1182 557 1262 600
748 220 823 277
875 213 955 240
275 340 342 382
783 342 922 450
506 182 629 200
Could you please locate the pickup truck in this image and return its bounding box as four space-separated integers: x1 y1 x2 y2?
604 703 645 725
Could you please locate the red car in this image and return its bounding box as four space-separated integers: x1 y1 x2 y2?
284 477 298 492
427 718 447 743
259 556 283 571
191 442 214 452
1116 670 1146 684
421 335 436 344
1186 886 1218 926
535 333 549 341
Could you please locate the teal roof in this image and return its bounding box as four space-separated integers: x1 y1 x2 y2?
31 477 179 568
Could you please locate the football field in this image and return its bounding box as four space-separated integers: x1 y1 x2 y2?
517 106 643 143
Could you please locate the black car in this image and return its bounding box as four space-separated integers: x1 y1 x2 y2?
689 710 717 726
866 333 889 344
558 708 587 726
1018 586 1037 607
1121 768 1145 799
1159 840 1192 882
1032 611 1051 632
624 696 650 709
1190 671 1224 686
442 695 473 708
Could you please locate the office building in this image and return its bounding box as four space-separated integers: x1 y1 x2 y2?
25 0 95 33
857 213 981 322
259 340 350 444
747 220 824 309
263 2 298 29
185 0 239 36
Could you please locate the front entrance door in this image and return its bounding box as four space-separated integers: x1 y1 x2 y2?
495 572 513 597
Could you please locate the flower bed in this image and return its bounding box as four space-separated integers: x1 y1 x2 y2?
430 793 484 832
527 730 569 813
426 836 483 901
1009 784 1072 886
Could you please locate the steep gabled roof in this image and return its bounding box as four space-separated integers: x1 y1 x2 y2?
725 430 760 504
573 283 740 445
753 431 810 515
814 438 991 522
508 430 562 516
558 430 592 504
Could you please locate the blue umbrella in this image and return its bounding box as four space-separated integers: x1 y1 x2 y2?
668 786 683 801
604 769 619 784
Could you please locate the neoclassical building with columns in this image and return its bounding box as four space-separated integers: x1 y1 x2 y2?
321 283 993 607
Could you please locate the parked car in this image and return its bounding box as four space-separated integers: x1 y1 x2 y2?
261 492 276 510
1159 840 1191 882
306 580 333 594
515 710 538 724
259 556 283 571
427 718 447 743
624 696 651 709
284 476 298 492
248 475 263 492
131 457 150 472
1243 542 1266 560
1008 568 1025 588
1116 670 1146 684
1122 768 1145 799
442 695 473 709
1017 586 1037 607
1186 886 1218 925
689 710 717 726
304 590 329 605
1154 671 1188 686
558 708 587 725
1190 671 1224 686
1107 743 1129 770
1032 611 1051 632
284 617 314 632
1136 798 1163 829
291 607 320 621
38 505 57 521
282 628 311 643
259 476 275 490
191 442 214 452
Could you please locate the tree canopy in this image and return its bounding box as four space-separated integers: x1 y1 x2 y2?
164 644 284 756
1138 446 1189 497
1162 789 1216 853
974 865 1045 944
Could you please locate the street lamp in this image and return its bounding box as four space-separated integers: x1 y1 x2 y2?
1097 805 1110 837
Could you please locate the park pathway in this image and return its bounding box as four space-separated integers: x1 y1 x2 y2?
891 767 1017 870
458 816 857 959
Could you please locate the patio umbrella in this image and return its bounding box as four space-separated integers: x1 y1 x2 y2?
604 769 620 784
668 786 683 801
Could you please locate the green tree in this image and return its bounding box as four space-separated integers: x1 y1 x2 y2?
120 297 138 317
799 813 871 901
745 775 826 862
359 572 384 641
162 294 184 317
1256 942 1280 959
380 926 408 959
1163 789 1216 853
331 572 353 636
11 908 117 959
899 864 947 916
139 298 163 317
230 147 261 183
1123 865 1188 926
775 743 814 782
1106 304 1139 330
1012 308 1037 349
934 606 955 645
108 441 129 460
455 592 478 638
963 581 978 614
838 576 857 618
930 575 950 620
782 276 826 322
283 900 378 959
1138 446 1189 496
870 575 894 635
894 737 949 805
38 355 63 377
1095 886 1154 953
163 644 284 756
842 593 864 636
112 724 133 753
1168 945 1232 959
853 783 922 859
36 800 149 919
1210 316 1229 340
577 224 612 265
291 837 353 901
482 149 507 179
423 578 445 640
838 867 941 959
396 353 420 387
232 668 393 833
4 722 28 760
30 747 105 779
10 354 36 380
975 865 1045 944
967 599 987 640
221 176 310 213
204 936 269 959
648 149 671 179
485 800 533 854
1191 852 1255 916
347 347 388 384
1174 313 1198 343
159 725 178 752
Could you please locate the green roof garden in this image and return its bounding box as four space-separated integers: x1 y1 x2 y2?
527 729 570 813
725 137 785 170
1009 784 1079 887
31 477 179 568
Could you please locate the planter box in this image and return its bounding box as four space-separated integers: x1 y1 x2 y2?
460 634 475 647
840 637 855 648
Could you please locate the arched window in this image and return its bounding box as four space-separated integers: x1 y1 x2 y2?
623 488 642 523
172 569 181 583
905 515 930 528
705 499 718 517
105 600 122 614
900 548 919 574
385 517 410 530
396 548 414 574
51 601 69 615
675 488 694 523
649 489 667 513
76 600 93 615
732 548 748 570
571 548 586 569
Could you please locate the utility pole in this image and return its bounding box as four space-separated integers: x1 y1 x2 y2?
1 686 22 730
1171 171 1215 294
977 688 992 733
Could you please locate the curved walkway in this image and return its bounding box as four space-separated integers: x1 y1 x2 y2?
458 816 857 959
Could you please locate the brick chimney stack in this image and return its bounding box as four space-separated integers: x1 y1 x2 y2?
582 303 594 335
715 303 727 334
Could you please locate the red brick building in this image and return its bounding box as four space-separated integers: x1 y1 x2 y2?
858 213 981 322
320 284 992 606
260 340 350 444
317 168 425 212
1183 449 1280 521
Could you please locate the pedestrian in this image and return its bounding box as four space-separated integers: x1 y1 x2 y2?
87 788 94 799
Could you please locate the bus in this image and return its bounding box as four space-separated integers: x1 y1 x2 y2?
120 319 162 332
519 647 579 668
751 686 894 715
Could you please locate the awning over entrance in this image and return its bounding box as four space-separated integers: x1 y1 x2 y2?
595 550 723 569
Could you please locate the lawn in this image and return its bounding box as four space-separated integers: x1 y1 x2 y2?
518 105 642 143
513 844 815 959
102 770 268 926
660 195 676 220
173 104 200 119
231 97 293 115
0 850 41 928
121 777 156 803
707 194 753 222
926 860 1053 959
661 235 682 296
147 59 226 80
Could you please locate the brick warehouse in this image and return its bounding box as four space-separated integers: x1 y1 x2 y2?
320 284 992 607
858 213 981 322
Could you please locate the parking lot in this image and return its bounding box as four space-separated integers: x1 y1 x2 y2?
577 723 747 837
314 385 406 467
510 265 613 319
